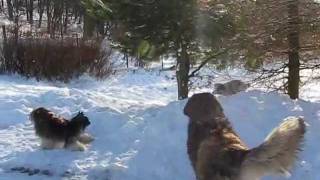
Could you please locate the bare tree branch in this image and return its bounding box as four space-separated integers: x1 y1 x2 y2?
188 49 229 78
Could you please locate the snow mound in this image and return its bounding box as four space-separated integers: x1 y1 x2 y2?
0 72 319 180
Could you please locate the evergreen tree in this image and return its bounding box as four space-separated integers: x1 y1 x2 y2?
106 0 235 99
240 0 320 99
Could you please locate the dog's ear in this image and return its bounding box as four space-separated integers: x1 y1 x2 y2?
78 111 84 116
184 93 224 121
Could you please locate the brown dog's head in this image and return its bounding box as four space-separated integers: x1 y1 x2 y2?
30 107 68 126
184 93 225 125
30 107 54 123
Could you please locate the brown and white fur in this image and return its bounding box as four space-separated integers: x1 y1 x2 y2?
30 107 94 151
184 93 306 180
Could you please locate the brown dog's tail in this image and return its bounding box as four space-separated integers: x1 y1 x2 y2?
240 117 306 179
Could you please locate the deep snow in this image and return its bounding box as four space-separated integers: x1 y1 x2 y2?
0 69 319 180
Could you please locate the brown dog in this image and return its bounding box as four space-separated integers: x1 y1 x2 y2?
184 93 306 180
30 107 94 151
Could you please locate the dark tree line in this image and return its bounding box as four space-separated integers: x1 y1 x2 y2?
1 0 109 38
1 0 320 99
0 0 113 81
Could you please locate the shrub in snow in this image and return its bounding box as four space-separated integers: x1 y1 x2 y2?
0 37 113 82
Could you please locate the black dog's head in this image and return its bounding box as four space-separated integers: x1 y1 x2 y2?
184 93 225 125
71 111 91 130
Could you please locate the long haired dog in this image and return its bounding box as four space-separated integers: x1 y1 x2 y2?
30 107 93 151
184 93 306 180
214 80 249 96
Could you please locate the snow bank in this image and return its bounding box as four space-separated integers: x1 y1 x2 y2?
0 70 319 180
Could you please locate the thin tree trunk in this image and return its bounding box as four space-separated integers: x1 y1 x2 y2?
125 53 129 68
176 40 190 100
46 0 52 34
1 25 7 73
96 20 105 36
38 0 44 28
2 25 7 43
29 0 33 24
83 13 95 39
25 0 29 22
161 57 164 70
7 0 14 20
63 4 68 33
51 0 59 38
287 0 300 99
13 0 19 42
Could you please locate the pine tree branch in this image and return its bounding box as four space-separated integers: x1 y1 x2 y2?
188 49 229 78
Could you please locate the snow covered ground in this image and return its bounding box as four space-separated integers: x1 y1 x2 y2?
0 68 319 180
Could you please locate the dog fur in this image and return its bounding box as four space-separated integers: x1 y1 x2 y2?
214 80 249 96
184 93 306 180
30 107 93 151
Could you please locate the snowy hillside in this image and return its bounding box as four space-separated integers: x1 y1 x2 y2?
0 69 319 180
